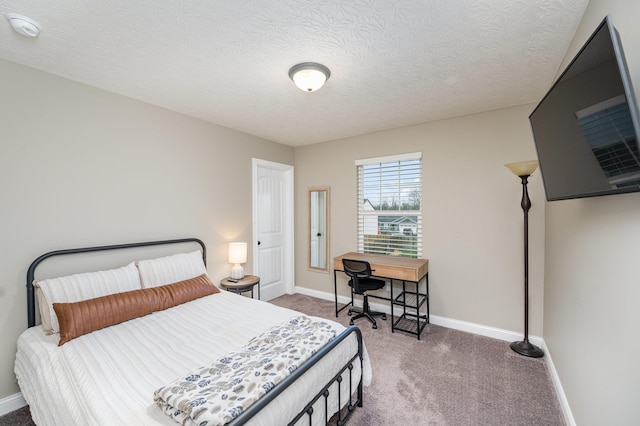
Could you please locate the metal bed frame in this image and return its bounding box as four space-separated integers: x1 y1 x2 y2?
25 238 364 425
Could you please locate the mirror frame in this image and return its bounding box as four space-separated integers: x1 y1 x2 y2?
308 186 330 273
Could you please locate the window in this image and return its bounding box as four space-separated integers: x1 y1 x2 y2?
356 152 422 258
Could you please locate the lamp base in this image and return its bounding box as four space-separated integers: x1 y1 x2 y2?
510 340 544 358
230 264 244 280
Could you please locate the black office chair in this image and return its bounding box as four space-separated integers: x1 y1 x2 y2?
342 259 387 329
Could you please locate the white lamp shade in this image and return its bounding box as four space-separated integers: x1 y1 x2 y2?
505 160 539 177
228 242 247 264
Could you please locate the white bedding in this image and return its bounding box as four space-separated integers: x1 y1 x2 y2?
15 291 371 426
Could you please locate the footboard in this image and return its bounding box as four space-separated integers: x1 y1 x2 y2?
230 325 364 426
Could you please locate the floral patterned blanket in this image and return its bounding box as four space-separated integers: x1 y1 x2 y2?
153 315 336 426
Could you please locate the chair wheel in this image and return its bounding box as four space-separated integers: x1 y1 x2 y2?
372 323 378 329
349 320 354 326
347 311 352 316
382 314 387 320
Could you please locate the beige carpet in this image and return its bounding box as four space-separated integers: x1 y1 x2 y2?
1 293 565 426
270 293 565 426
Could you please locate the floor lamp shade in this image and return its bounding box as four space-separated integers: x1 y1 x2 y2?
505 160 538 177
505 160 544 358
228 242 247 279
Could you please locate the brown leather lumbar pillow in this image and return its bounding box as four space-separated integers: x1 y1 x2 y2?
155 273 220 311
54 274 219 346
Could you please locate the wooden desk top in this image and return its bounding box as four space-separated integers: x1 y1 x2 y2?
333 252 428 282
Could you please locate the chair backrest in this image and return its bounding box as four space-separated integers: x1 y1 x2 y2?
342 259 375 294
342 259 372 280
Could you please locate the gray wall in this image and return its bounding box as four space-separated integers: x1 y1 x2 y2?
3 2 639 423
542 0 640 424
294 104 546 336
0 59 293 399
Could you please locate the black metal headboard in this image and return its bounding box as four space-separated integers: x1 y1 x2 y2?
26 238 206 328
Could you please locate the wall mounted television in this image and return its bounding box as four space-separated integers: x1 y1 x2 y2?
530 15 640 201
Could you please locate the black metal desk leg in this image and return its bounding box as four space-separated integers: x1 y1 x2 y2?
426 273 429 323
390 279 395 333
334 269 339 317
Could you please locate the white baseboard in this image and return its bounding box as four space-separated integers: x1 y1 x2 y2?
293 286 542 344
428 314 544 347
293 286 573 424
0 392 26 417
541 341 576 426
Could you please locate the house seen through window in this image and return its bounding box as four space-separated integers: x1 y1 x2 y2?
356 152 422 258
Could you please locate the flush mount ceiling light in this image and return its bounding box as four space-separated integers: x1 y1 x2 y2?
288 62 331 92
6 13 41 37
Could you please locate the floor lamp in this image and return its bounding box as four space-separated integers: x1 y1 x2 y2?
505 160 544 358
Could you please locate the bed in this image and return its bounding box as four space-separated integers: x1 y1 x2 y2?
15 238 371 425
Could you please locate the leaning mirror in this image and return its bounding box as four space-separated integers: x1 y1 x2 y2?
308 187 330 272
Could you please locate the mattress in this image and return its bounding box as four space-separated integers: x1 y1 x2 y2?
15 291 371 425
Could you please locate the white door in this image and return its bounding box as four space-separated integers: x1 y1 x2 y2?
252 159 294 300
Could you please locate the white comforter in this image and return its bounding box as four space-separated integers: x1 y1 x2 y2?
15 291 371 426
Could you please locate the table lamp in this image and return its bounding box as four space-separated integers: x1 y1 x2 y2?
228 242 247 280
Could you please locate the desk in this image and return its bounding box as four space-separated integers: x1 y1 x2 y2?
333 252 429 339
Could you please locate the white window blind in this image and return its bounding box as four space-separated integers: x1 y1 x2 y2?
576 96 640 187
356 153 422 258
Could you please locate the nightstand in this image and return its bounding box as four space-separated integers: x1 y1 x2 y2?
220 275 261 299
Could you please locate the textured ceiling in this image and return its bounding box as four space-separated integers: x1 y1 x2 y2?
0 0 588 147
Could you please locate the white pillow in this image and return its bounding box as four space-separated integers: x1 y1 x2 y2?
34 262 141 334
136 250 206 288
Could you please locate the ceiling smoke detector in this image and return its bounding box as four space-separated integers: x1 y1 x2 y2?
6 13 41 37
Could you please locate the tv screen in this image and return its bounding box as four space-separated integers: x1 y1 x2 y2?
530 15 640 201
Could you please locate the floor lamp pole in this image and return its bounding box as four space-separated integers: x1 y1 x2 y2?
506 161 544 358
